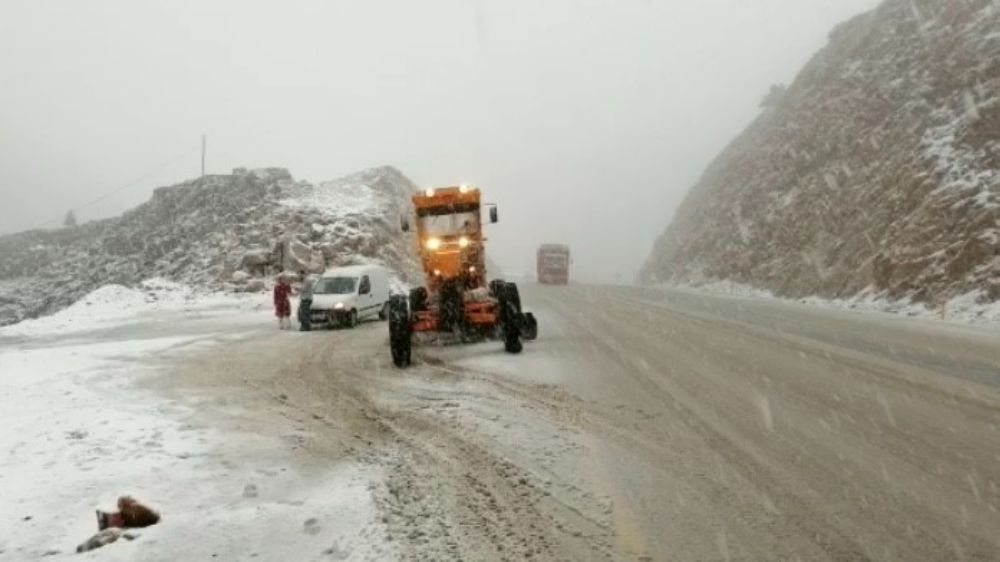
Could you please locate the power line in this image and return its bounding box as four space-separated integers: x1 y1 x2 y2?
30 145 201 231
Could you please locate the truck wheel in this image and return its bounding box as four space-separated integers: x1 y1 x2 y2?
496 283 522 354
488 279 505 298
388 295 412 367
390 331 412 367
506 282 522 313
503 321 523 353
521 312 538 341
409 287 428 312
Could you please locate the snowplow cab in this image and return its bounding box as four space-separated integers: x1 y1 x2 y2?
411 186 492 291
388 185 536 367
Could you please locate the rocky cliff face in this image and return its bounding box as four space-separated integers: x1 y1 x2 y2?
640 0 1000 305
0 166 421 326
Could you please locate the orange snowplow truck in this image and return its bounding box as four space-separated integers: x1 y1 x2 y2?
387 185 537 367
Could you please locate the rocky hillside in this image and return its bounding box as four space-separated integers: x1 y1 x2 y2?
640 0 1000 305
0 166 421 326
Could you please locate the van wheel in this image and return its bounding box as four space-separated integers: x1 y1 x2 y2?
343 310 358 328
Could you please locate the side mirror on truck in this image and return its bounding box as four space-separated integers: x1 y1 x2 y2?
489 206 498 224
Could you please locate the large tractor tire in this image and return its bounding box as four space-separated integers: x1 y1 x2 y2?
497 282 522 354
521 312 538 341
388 295 412 367
409 286 429 313
506 281 523 313
488 279 505 299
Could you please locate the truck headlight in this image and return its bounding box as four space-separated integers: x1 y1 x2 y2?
458 236 470 248
425 237 442 250
425 188 435 197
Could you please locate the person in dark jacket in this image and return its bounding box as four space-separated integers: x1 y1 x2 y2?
297 270 314 331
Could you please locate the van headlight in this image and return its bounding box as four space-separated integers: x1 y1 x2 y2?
425 237 442 250
334 302 345 309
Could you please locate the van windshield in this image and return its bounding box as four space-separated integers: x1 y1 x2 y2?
313 277 356 295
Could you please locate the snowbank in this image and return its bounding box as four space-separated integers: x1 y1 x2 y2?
0 279 260 338
0 298 387 559
673 280 1000 328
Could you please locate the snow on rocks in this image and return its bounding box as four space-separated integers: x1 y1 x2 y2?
641 0 1000 307
0 165 421 327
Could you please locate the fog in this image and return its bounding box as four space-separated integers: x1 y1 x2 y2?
0 0 879 284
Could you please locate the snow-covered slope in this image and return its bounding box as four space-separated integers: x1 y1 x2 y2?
0 166 420 326
640 0 1000 307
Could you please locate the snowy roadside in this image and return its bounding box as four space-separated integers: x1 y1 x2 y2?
0 278 264 340
667 279 1000 329
0 283 390 560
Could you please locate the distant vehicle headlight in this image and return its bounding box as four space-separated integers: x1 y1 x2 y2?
458 236 470 248
334 302 345 309
425 237 442 250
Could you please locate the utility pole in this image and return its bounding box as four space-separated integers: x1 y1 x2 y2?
201 134 206 178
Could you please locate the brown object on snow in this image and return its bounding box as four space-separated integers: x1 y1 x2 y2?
97 496 161 530
119 496 160 527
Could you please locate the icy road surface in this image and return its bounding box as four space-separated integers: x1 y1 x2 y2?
3 284 999 561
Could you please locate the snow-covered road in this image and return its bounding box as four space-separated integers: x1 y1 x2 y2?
3 283 999 560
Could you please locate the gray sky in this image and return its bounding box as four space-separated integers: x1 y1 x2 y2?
0 0 879 283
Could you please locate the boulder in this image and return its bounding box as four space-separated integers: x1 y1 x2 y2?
240 248 272 269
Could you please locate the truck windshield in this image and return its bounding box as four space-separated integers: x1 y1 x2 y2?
419 211 479 237
313 277 356 295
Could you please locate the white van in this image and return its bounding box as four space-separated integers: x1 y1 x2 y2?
309 265 391 328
